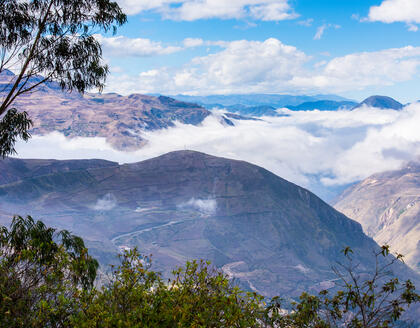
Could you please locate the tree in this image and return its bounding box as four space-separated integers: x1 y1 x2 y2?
71 249 265 327
0 0 126 157
0 215 98 327
267 246 420 328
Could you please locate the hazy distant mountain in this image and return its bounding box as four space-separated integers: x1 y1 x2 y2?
285 100 358 111
335 162 420 272
212 104 281 117
0 71 210 150
353 95 403 110
170 94 357 117
170 94 353 108
1 150 415 298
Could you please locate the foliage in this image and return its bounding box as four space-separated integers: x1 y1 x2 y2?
268 245 420 328
0 217 419 327
0 0 126 156
0 108 32 158
0 216 98 327
71 249 264 327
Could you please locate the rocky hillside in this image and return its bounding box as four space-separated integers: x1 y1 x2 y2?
0 70 210 150
1 151 412 298
335 162 420 272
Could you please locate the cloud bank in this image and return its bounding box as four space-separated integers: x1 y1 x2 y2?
105 38 420 96
15 104 420 200
95 35 183 57
116 0 298 21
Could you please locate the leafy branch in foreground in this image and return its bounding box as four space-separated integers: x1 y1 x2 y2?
0 216 98 327
0 0 127 157
268 245 420 328
0 108 32 158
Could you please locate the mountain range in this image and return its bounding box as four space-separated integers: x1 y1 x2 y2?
2 150 415 299
171 94 404 116
0 70 211 150
335 162 420 273
170 93 353 108
285 100 358 111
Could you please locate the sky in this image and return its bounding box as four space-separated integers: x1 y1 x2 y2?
94 0 420 103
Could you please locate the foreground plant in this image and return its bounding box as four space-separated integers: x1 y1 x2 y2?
72 249 264 327
0 215 98 327
0 216 418 327
267 246 420 328
0 0 126 157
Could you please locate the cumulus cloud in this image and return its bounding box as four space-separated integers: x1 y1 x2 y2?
178 198 217 215
105 38 309 95
368 0 420 30
291 46 420 92
117 0 298 21
14 104 420 200
93 193 118 211
104 39 420 95
95 35 183 57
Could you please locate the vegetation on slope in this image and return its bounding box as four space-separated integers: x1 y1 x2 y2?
1 216 419 327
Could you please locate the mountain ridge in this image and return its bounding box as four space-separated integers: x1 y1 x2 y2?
0 70 211 150
1 150 416 298
334 161 420 273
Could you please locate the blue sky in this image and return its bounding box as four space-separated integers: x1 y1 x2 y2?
99 0 420 102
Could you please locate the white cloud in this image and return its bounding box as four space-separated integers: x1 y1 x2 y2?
115 0 173 16
298 18 314 27
183 38 204 48
104 39 420 95
292 46 420 92
368 0 420 28
117 0 298 21
179 198 217 214
313 24 340 40
93 193 117 211
105 38 309 95
407 23 419 32
95 34 183 57
314 25 327 40
14 105 420 199
248 2 298 21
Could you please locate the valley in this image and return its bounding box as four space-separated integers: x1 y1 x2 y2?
3 150 414 299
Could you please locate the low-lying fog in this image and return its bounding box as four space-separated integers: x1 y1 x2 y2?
14 103 420 202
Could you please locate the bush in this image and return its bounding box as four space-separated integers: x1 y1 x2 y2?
0 216 98 327
1 216 419 327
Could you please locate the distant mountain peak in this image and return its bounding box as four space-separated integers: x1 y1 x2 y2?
353 95 403 110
